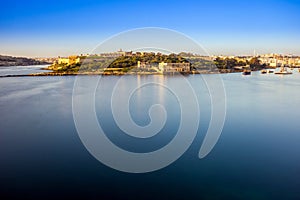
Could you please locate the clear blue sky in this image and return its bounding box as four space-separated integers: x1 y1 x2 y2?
1 0 299 57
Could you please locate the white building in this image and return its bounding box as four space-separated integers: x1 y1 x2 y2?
158 62 190 73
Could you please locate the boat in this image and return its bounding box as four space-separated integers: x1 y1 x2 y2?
274 64 292 75
261 69 267 74
242 69 251 75
261 69 274 74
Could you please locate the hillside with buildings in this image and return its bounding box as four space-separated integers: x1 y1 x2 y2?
44 50 300 75
213 54 300 68
47 51 192 74
0 55 51 66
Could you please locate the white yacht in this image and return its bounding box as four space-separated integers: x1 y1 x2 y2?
275 64 292 75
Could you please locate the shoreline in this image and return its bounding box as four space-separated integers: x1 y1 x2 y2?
0 70 241 78
2 67 295 78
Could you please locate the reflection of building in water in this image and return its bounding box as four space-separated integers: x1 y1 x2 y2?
158 62 190 73
154 75 166 105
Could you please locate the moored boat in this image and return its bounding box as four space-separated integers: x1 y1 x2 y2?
275 65 292 75
261 69 267 74
242 69 251 75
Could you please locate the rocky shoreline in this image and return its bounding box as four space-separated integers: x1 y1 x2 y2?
0 69 246 78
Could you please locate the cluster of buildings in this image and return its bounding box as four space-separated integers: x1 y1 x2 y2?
214 53 300 67
158 62 190 73
53 50 300 74
137 61 190 73
98 49 146 58
258 54 300 67
34 57 57 64
56 55 81 65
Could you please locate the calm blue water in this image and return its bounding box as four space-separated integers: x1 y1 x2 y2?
0 69 300 199
0 65 50 76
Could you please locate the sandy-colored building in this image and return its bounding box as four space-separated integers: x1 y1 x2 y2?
57 55 81 65
158 62 190 73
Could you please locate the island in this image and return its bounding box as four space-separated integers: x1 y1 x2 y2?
2 51 298 77
42 51 268 76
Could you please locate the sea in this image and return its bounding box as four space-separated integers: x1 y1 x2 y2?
0 65 299 199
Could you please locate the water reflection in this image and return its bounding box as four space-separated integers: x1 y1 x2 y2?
0 71 300 199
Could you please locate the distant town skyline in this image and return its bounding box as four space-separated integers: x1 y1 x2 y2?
1 0 300 57
1 49 300 59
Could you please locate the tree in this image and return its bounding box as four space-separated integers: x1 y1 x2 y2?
249 57 262 69
214 57 226 69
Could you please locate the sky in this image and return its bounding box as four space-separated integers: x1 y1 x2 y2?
0 0 300 57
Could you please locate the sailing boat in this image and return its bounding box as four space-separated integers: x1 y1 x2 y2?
275 64 292 75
